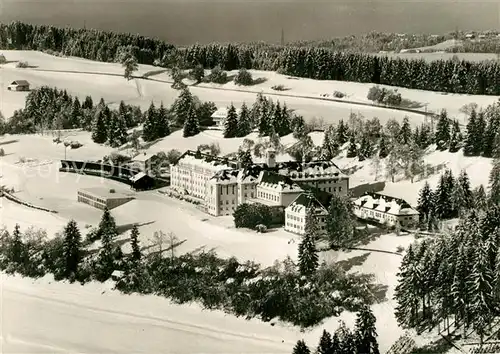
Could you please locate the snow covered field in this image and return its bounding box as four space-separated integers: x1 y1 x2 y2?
2 50 498 126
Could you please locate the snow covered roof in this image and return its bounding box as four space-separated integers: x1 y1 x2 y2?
10 80 29 86
256 160 345 179
237 164 266 183
78 187 134 200
211 107 242 120
175 150 238 170
209 169 240 184
354 192 419 216
286 193 328 215
132 152 157 162
129 172 154 183
257 170 303 193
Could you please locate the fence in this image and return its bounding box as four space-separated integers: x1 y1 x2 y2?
0 189 58 214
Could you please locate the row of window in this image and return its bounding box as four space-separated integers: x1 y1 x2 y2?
257 190 279 202
78 192 106 204
78 196 106 210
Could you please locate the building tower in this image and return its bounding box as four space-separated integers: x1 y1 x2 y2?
266 148 276 168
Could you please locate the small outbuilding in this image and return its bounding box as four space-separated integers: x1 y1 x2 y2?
77 187 134 210
210 107 242 127
129 172 156 191
7 80 30 91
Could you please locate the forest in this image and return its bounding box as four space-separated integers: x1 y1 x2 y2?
2 21 500 95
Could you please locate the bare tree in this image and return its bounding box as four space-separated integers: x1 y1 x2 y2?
150 230 167 256
459 102 478 122
167 232 179 261
371 153 381 181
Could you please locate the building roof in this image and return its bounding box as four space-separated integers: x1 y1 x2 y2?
79 187 134 200
129 171 155 183
237 164 266 183
174 150 238 170
354 192 419 216
286 192 328 215
10 80 29 86
211 107 242 119
256 160 345 179
258 170 303 193
132 152 157 162
209 169 240 184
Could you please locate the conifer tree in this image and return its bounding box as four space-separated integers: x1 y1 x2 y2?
325 194 354 249
346 134 357 158
183 106 200 138
336 119 349 145
320 126 339 160
335 322 357 354
118 100 133 128
453 170 473 217
464 107 478 156
292 340 310 354
236 103 252 137
471 242 495 344
91 109 108 143
434 169 455 219
82 95 94 110
417 181 434 221
358 135 372 161
394 244 419 327
489 159 500 205
142 102 158 142
156 102 171 138
354 306 380 354
473 184 488 210
97 207 118 241
317 330 333 354
237 148 253 169
107 111 128 148
69 97 82 128
451 245 471 331
298 208 319 276
476 110 487 155
9 224 24 264
130 225 141 263
435 109 450 151
378 135 389 158
398 116 412 145
482 113 500 157
448 119 462 153
418 123 432 149
258 100 273 136
173 88 195 126
63 219 82 278
224 104 239 138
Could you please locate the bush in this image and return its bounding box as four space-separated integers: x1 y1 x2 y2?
271 84 288 91
234 68 253 86
189 64 205 83
70 141 82 149
233 203 273 230
109 189 116 194
0 148 4 157
0 55 6 64
206 65 228 84
256 224 267 233
16 61 29 68
333 91 345 98
367 85 402 106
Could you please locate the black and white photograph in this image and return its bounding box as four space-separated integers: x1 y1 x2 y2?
1 0 500 353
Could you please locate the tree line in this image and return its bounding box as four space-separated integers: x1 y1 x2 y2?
3 21 500 95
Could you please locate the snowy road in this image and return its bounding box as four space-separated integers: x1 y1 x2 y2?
0 275 298 353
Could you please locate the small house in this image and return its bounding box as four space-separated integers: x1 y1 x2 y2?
210 107 242 128
7 80 30 92
129 172 156 191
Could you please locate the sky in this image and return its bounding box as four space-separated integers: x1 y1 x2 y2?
1 0 499 45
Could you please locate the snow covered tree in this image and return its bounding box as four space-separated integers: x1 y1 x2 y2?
489 158 500 205
69 97 83 128
183 106 200 137
471 242 495 344
236 103 252 137
129 225 141 263
325 194 355 249
358 135 372 161
417 182 434 222
298 209 319 276
317 330 333 354
354 305 380 354
82 95 94 110
346 133 357 158
97 207 118 241
453 170 473 217
336 119 349 145
121 51 138 80
91 109 108 144
473 184 488 210
385 118 401 142
223 104 239 138
172 88 195 126
378 135 389 158
156 102 171 138
237 148 253 169
464 107 478 156
476 110 487 154
62 219 82 279
448 119 463 153
273 101 291 136
335 321 357 354
142 102 157 142
107 111 128 148
9 224 24 265
292 340 310 354
398 116 412 145
435 109 450 151
434 169 455 219
482 112 500 158
394 244 419 327
385 150 399 183
321 125 339 160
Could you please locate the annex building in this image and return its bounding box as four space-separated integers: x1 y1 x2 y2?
353 192 419 228
77 187 134 210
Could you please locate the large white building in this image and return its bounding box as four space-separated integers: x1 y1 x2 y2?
285 193 328 236
353 192 419 228
171 148 349 218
